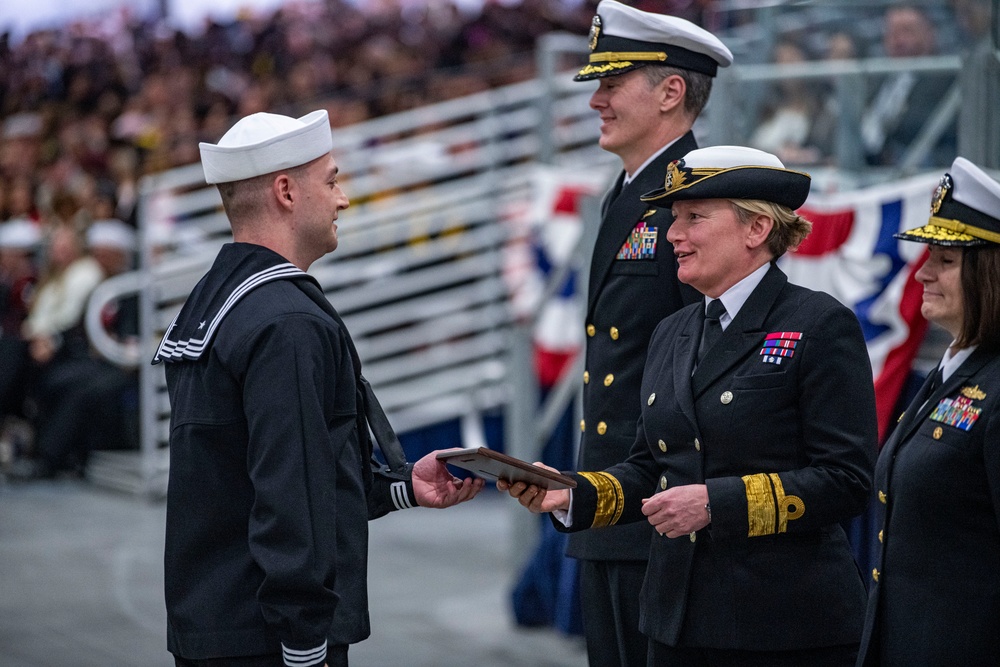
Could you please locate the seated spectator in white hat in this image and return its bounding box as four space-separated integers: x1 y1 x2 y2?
87 218 137 277
0 218 41 458
7 224 109 479
158 109 483 667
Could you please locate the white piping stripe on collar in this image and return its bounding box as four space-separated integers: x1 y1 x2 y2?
154 263 304 362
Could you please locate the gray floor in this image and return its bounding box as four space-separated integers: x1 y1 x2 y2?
0 478 587 667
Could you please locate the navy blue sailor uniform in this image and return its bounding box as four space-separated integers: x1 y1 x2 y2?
858 348 1000 666
557 264 876 651
156 243 417 665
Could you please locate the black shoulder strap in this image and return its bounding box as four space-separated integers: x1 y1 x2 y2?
297 279 409 475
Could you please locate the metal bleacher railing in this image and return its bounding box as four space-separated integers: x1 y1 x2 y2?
84 33 617 497
84 13 999 497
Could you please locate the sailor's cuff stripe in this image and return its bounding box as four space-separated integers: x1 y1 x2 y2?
282 641 326 666
391 481 415 510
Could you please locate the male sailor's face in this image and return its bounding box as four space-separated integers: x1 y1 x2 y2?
297 153 349 256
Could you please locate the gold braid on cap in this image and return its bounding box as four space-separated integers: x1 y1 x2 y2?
578 62 637 76
929 217 1000 244
589 51 667 63
579 471 625 528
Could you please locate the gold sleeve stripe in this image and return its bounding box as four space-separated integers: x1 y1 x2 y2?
769 473 789 533
579 471 625 528
742 473 776 537
769 473 805 531
589 51 667 63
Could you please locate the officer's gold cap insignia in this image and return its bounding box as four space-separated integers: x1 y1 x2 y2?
961 385 986 400
664 160 688 193
589 15 602 52
930 174 952 215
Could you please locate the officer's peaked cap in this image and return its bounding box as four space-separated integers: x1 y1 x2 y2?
641 146 811 210
576 0 733 81
895 157 1000 247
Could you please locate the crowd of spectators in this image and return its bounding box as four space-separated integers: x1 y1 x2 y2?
746 1 992 167
0 0 607 478
0 0 992 479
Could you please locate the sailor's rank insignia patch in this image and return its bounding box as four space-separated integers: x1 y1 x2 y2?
759 331 802 365
929 394 982 432
617 222 657 260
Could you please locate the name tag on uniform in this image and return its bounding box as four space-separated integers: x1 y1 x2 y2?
617 221 657 260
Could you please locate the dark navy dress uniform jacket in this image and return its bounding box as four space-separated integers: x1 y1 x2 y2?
557 265 877 650
858 347 1000 666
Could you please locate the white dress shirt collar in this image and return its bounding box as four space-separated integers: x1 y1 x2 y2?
706 262 771 331
940 343 977 382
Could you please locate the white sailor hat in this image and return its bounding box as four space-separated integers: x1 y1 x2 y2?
576 0 733 81
0 217 42 249
199 110 333 185
642 146 812 210
87 219 137 252
895 157 1000 247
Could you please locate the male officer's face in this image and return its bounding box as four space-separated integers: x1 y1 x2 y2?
915 245 964 337
589 69 665 161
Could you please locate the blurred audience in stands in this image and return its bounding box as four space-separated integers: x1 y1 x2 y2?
860 4 957 167
0 0 974 479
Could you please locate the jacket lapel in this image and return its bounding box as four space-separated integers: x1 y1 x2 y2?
587 132 698 315
671 306 701 432
691 264 786 399
600 171 625 218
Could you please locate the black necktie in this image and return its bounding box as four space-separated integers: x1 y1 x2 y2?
928 366 944 393
697 299 727 365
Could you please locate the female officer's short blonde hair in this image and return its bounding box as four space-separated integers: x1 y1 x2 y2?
730 198 813 258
